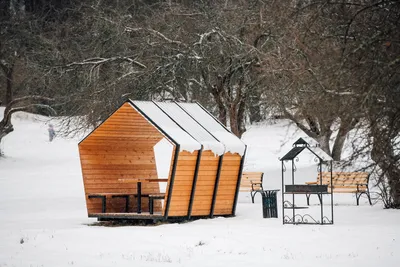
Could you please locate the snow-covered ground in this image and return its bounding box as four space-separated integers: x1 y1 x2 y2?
0 111 399 267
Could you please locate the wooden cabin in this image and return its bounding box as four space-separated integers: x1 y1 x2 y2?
78 100 247 221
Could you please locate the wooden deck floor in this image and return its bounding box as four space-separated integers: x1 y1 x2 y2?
89 212 164 220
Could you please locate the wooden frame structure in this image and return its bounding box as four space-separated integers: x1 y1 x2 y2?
78 100 247 221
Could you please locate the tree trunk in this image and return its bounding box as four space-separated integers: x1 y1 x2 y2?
237 98 246 138
227 88 247 138
5 66 14 105
374 156 400 208
0 0 10 18
315 134 331 156
332 118 359 161
248 92 262 123
0 112 14 155
217 103 227 126
0 62 14 105
388 173 400 208
371 127 400 208
331 125 349 161
229 108 239 137
209 85 227 126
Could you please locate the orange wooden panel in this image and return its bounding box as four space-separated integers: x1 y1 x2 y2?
165 150 198 216
82 170 158 176
214 153 242 215
186 151 219 216
79 103 171 214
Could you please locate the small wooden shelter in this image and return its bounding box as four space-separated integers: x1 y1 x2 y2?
78 100 247 221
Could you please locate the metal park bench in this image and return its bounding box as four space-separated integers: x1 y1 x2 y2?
240 172 264 203
305 172 372 206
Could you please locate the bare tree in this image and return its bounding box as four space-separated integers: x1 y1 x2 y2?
0 2 62 153
126 1 269 137
290 0 400 207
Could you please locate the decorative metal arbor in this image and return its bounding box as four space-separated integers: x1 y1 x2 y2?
280 138 334 225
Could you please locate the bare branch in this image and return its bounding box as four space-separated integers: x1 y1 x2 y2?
6 95 54 111
66 56 146 69
283 109 318 138
125 27 186 47
2 104 56 125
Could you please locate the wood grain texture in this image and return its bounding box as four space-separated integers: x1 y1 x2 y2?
165 150 197 216
79 102 245 219
182 150 219 216
213 152 242 215
239 171 264 191
79 103 168 215
310 172 370 193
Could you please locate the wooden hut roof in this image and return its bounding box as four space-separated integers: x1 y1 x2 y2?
178 102 246 156
154 102 225 156
131 101 201 153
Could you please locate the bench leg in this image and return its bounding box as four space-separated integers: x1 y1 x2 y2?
149 197 154 215
102 197 106 213
356 191 372 206
137 182 142 214
250 192 255 203
306 194 311 206
356 192 361 206
251 191 263 203
317 194 322 205
125 196 130 212
88 195 107 213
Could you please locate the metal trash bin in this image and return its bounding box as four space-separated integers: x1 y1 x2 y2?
262 190 279 218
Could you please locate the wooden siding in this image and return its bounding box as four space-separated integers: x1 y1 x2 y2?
78 101 245 220
79 103 168 214
165 150 198 216
165 151 241 217
190 150 219 216
213 152 242 215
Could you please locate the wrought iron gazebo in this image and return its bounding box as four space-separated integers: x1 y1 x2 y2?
280 138 334 225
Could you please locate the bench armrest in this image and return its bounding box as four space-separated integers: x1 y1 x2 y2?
305 181 318 185
251 182 263 191
356 183 369 191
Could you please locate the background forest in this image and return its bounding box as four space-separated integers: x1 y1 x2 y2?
0 0 399 207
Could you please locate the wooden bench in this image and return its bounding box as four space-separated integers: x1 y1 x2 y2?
305 172 372 206
88 193 131 213
148 194 165 214
88 192 166 214
240 172 264 203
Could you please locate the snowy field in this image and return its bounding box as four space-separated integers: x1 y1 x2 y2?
0 110 399 267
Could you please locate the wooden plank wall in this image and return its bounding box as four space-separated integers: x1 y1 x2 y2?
213 153 242 215
190 151 219 216
79 103 167 214
167 151 241 217
164 150 198 216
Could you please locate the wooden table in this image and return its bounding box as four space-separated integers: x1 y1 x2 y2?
118 178 168 213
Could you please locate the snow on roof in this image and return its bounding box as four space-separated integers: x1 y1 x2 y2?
301 136 320 147
130 101 201 153
155 102 225 156
177 103 246 156
311 146 333 162
301 136 333 161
